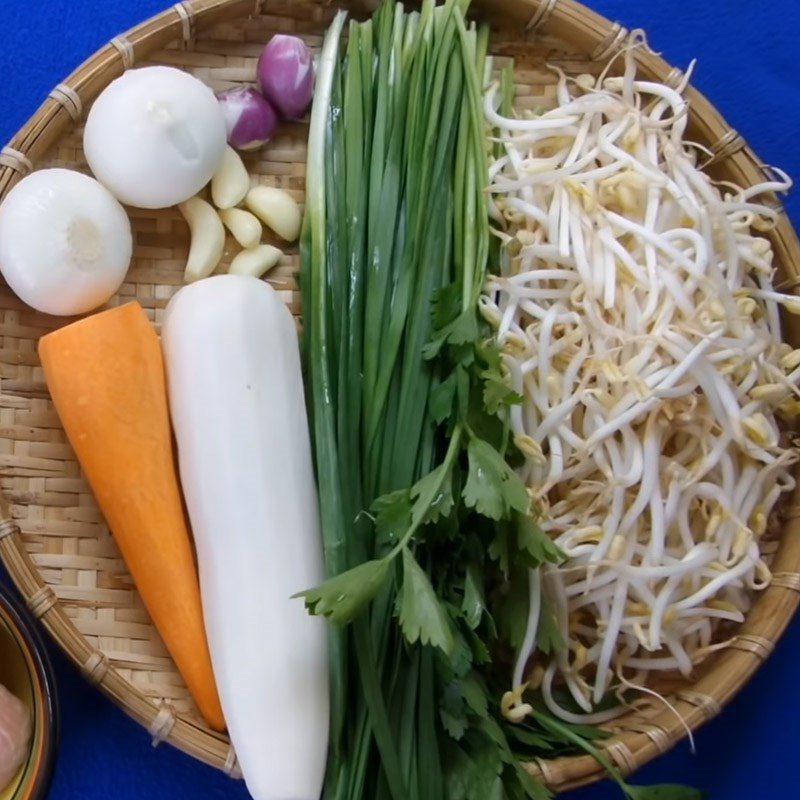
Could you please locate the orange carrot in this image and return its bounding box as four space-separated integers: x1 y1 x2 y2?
38 301 224 731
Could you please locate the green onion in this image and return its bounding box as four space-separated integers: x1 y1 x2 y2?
301 9 349 767
302 3 562 798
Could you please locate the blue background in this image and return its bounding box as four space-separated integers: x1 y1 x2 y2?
1 1 799 798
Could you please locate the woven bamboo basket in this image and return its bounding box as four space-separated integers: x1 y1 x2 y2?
0 0 798 792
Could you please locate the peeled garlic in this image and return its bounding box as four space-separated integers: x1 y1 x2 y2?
219 208 262 249
179 197 225 282
211 146 250 210
228 244 282 279
245 186 301 242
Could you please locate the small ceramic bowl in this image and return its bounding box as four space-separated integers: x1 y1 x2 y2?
0 583 58 800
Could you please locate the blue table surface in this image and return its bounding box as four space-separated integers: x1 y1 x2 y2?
1 1 799 798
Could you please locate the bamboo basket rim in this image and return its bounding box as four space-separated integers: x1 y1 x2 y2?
0 0 799 793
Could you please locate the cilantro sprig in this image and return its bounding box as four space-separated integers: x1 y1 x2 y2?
298 284 567 798
296 320 560 645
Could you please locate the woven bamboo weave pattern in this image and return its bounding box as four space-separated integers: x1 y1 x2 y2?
1 0 798 791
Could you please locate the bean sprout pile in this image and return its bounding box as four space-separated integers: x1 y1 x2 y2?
482 38 800 724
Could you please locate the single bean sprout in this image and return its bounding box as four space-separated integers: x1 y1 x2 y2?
485 36 799 724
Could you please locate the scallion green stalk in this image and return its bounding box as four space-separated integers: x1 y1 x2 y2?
303 4 520 799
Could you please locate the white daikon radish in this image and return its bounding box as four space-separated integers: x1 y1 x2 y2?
161 275 328 800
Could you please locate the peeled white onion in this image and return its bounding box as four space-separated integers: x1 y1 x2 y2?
0 168 132 316
83 66 227 209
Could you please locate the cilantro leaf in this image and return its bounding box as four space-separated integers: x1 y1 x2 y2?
625 787 704 800
372 488 412 548
459 675 488 721
398 548 454 653
423 310 480 359
489 520 512 576
443 742 473 800
483 373 524 416
450 342 476 368
462 732 504 800
466 386 508 451
479 774 504 800
477 338 503 372
463 437 530 520
536 604 565 655
479 339 522 415
423 334 448 361
462 563 487 629
432 282 462 329
447 309 480 345
464 625 491 664
296 558 390 625
440 682 468 741
446 629 474 679
517 514 563 566
411 462 455 526
430 371 458 424
496 565 530 649
478 714 514 763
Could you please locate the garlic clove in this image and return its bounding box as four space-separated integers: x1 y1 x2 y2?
219 208 262 250
211 146 251 210
245 186 301 242
179 196 225 283
228 244 283 279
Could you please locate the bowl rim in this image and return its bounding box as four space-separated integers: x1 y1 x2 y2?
0 583 59 800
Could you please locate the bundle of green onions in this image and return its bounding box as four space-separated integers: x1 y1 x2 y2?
300 2 702 798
